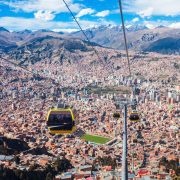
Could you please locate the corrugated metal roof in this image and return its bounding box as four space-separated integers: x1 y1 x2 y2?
0 155 14 161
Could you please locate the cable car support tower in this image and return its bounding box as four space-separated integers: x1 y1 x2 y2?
117 0 139 179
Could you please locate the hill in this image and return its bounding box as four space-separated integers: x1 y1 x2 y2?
1 35 101 65
145 37 180 54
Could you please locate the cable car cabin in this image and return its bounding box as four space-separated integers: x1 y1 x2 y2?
46 108 76 135
113 112 120 119
129 111 140 122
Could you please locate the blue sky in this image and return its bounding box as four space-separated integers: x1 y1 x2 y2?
0 0 180 31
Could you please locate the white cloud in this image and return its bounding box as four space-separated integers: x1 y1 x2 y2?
125 19 177 29
0 0 82 13
125 0 180 17
0 0 83 25
0 17 77 31
142 20 176 29
0 16 115 31
138 7 153 18
141 20 166 29
95 10 110 17
53 28 78 33
144 23 155 29
76 8 95 18
34 10 55 21
132 17 139 22
169 22 180 29
125 24 132 28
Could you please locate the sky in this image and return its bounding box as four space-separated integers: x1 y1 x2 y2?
0 0 180 32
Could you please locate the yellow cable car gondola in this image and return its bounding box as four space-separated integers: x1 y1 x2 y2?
113 112 120 119
129 110 140 122
46 108 76 135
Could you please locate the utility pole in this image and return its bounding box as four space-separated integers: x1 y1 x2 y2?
122 104 128 180
114 99 129 180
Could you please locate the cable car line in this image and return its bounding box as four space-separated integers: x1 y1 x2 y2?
0 55 58 83
0 56 35 75
62 0 91 44
118 1 141 123
62 0 110 71
117 1 142 178
0 54 77 135
118 0 132 77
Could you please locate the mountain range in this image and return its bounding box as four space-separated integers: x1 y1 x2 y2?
0 25 180 56
71 25 180 54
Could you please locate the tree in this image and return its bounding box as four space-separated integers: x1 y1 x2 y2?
159 157 180 176
96 156 117 170
159 156 168 166
53 157 72 172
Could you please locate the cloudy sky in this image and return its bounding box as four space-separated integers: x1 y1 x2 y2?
0 0 180 31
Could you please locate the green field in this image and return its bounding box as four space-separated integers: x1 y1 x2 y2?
86 85 131 95
81 134 111 144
